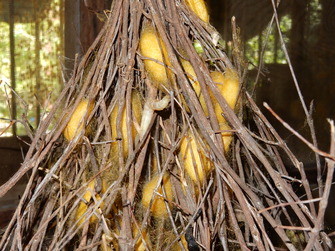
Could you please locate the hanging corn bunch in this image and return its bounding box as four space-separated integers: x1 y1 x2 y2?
0 0 334 250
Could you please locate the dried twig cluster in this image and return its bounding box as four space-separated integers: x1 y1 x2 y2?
0 0 334 250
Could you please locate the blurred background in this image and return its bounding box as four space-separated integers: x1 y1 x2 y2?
0 0 334 230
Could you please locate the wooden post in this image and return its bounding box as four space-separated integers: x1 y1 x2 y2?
9 0 16 136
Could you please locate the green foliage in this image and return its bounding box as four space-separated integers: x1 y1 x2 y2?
310 0 322 26
245 0 321 70
0 0 63 136
245 14 292 70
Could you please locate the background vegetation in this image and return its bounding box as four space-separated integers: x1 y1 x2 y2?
0 0 63 136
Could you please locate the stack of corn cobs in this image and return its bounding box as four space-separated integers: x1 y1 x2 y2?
63 0 240 250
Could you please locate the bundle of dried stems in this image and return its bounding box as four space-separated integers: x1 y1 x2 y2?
0 0 334 250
